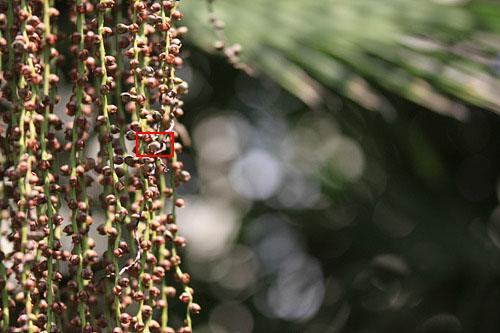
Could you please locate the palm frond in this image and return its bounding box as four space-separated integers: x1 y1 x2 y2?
183 0 500 119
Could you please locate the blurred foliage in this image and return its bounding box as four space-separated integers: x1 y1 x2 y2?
180 51 500 333
183 0 500 120
178 1 500 332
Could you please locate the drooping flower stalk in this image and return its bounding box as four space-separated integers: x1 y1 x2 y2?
39 0 60 329
126 2 157 332
171 155 198 333
154 3 197 331
94 1 128 329
63 0 98 330
6 0 17 131
113 0 133 256
0 5 11 330
206 0 246 70
0 1 200 331
15 1 41 331
151 2 200 332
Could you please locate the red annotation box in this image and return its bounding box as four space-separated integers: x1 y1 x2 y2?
135 131 175 158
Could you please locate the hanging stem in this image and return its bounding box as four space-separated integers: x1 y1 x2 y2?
41 0 57 330
97 3 124 327
68 0 91 328
18 1 38 331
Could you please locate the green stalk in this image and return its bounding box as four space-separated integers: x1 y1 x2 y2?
41 0 56 330
0 263 9 330
154 7 195 321
0 2 15 330
157 1 181 327
131 2 156 331
112 0 134 255
18 1 38 331
157 163 169 327
169 154 193 330
7 0 17 129
97 6 123 327
69 0 89 328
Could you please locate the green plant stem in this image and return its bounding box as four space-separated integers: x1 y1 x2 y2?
41 0 56 330
112 1 134 258
156 163 169 328
169 154 193 330
130 2 156 331
0 263 9 330
69 0 89 328
18 1 37 331
97 7 123 327
7 0 17 129
1 3 14 330
156 1 180 327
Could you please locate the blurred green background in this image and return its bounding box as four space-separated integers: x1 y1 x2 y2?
172 0 500 332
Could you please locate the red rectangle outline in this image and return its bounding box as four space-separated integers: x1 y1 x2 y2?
135 131 175 158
